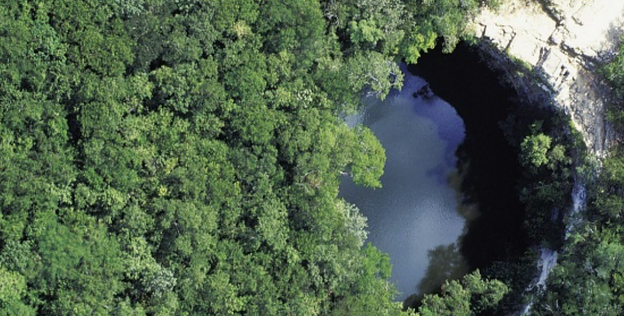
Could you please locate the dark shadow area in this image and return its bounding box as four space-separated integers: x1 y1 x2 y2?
406 41 563 314
403 243 468 309
409 42 529 278
417 243 468 294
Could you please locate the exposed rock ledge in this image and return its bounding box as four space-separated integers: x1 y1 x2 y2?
471 0 624 157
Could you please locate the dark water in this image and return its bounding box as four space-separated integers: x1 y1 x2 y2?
341 43 528 303
410 43 528 272
340 65 468 300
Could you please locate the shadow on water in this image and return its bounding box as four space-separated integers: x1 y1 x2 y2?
418 243 469 294
343 41 539 309
405 42 531 308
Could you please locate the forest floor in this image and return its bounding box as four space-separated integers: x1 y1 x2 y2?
471 0 624 157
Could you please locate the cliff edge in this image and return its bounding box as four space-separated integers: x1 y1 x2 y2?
472 0 624 157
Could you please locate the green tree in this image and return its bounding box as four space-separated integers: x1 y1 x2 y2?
347 52 404 100
417 270 509 316
521 133 552 168
349 125 387 188
0 267 34 315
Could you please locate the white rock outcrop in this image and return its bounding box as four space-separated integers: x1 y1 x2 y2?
472 0 624 157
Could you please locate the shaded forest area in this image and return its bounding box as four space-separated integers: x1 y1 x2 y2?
411 42 581 315
0 0 512 315
529 39 624 315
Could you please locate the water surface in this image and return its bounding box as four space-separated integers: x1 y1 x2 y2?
340 68 467 300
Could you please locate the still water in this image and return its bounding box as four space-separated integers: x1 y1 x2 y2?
340 66 468 300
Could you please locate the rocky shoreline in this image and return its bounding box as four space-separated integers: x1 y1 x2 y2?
471 0 624 157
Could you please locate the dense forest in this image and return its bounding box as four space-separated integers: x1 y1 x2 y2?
8 0 624 314
0 0 516 315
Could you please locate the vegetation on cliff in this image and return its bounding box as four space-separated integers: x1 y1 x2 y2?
529 39 624 315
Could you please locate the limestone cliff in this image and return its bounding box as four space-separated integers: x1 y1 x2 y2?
472 0 624 157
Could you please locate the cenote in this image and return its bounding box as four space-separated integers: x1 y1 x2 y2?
340 43 529 303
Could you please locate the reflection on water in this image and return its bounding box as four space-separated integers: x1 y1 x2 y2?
340 65 468 300
417 243 468 294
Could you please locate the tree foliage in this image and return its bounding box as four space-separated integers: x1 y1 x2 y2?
603 40 624 129
521 133 552 168
417 270 509 316
0 0 497 314
531 38 624 315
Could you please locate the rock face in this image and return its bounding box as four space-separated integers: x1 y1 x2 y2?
472 0 624 157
